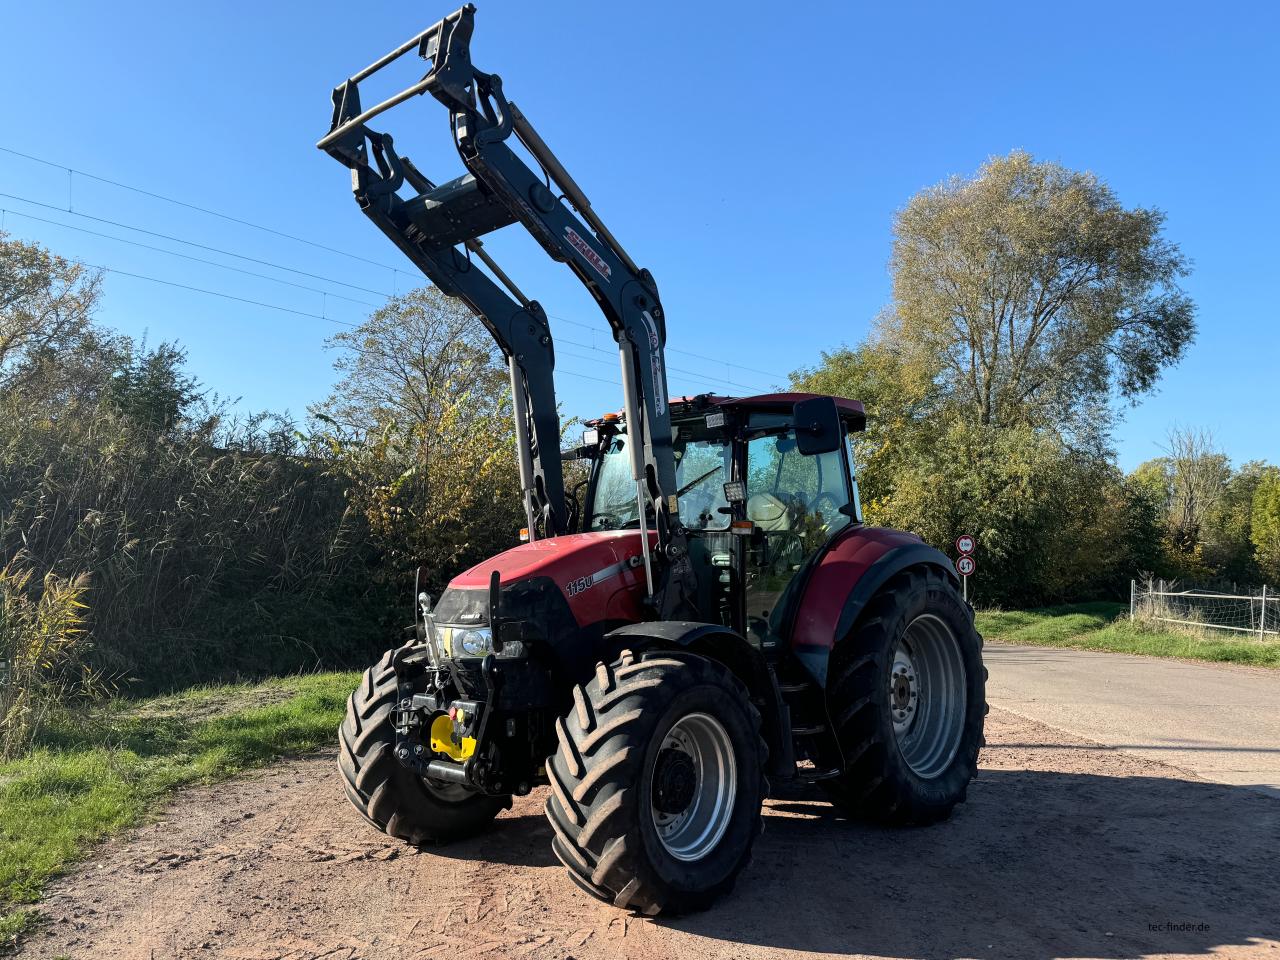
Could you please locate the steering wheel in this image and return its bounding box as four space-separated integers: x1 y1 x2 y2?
591 512 621 530
810 492 844 523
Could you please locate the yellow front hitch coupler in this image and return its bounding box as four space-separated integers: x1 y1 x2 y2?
429 713 476 762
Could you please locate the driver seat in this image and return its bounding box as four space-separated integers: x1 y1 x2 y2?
747 493 792 532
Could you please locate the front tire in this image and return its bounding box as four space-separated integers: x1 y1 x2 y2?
545 651 766 915
338 648 510 844
822 566 985 824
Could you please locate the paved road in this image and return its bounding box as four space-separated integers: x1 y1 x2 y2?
985 643 1280 797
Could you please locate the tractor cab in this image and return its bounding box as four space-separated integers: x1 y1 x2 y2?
578 393 866 655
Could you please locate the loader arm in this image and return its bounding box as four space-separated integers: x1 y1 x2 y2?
317 4 695 614
317 9 565 539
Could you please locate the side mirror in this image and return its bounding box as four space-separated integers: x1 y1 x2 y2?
414 566 433 615
793 396 843 456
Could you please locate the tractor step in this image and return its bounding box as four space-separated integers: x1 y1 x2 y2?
799 767 842 783
777 681 813 694
791 723 828 736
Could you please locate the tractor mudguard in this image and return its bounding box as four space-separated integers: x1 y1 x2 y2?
605 621 793 778
789 527 959 688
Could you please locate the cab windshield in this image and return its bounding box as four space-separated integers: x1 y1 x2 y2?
590 431 731 532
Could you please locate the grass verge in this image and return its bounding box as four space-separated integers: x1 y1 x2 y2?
977 602 1280 667
0 671 358 950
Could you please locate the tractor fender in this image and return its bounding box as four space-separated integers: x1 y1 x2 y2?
789 527 959 688
604 621 792 778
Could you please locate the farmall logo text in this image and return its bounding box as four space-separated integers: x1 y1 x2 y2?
641 311 667 416
564 226 611 282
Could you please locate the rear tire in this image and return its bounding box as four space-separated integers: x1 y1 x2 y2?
545 650 767 915
338 648 510 844
822 566 985 824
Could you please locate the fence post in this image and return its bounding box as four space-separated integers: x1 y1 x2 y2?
1130 579 1136 619
1262 585 1268 638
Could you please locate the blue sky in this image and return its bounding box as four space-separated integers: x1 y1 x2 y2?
2 0 1276 471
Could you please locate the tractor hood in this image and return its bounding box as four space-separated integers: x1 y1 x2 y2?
433 530 657 630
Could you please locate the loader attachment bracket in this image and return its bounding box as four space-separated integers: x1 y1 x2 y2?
319 4 478 155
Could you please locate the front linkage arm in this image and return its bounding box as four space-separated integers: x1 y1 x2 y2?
318 4 696 614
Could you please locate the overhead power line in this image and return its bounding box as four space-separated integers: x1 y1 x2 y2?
2 236 773 398
551 366 619 387
0 147 791 384
0 207 382 310
555 336 775 394
546 313 787 382
0 197 779 389
0 191 394 300
0 146 789 390
0 144 403 273
49 254 711 393
74 258 360 327
556 345 735 395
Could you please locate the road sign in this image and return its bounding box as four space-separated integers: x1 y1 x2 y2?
956 534 976 556
956 555 976 577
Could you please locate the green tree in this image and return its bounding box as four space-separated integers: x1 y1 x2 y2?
1161 427 1231 554
317 287 506 437
1120 473 1166 579
891 151 1195 437
11 326 127 414
104 340 201 433
857 418 1130 605
311 288 523 591
794 153 1199 603
1251 469 1280 584
0 231 102 392
1131 428 1238 581
792 323 941 515
1205 461 1268 584
1 233 385 692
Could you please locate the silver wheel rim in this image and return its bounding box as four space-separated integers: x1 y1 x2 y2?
890 614 967 779
649 712 737 862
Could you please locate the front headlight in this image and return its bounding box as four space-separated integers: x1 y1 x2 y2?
455 626 493 658
438 625 526 659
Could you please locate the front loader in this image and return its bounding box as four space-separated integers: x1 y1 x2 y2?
320 5 985 915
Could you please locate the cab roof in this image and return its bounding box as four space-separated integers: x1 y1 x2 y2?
589 392 866 432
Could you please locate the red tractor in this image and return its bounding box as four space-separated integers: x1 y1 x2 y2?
320 5 984 915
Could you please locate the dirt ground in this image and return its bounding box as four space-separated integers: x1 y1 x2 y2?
17 708 1280 960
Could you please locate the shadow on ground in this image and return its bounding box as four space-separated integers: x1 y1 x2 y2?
678 769 1278 959
438 766 1278 959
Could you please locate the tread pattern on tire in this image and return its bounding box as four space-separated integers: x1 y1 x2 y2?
338 648 507 845
823 566 986 825
545 650 767 916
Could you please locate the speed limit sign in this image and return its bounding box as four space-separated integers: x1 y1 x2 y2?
955 536 976 601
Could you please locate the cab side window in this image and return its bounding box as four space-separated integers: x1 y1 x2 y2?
675 438 731 530
743 430 851 646
746 435 851 551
